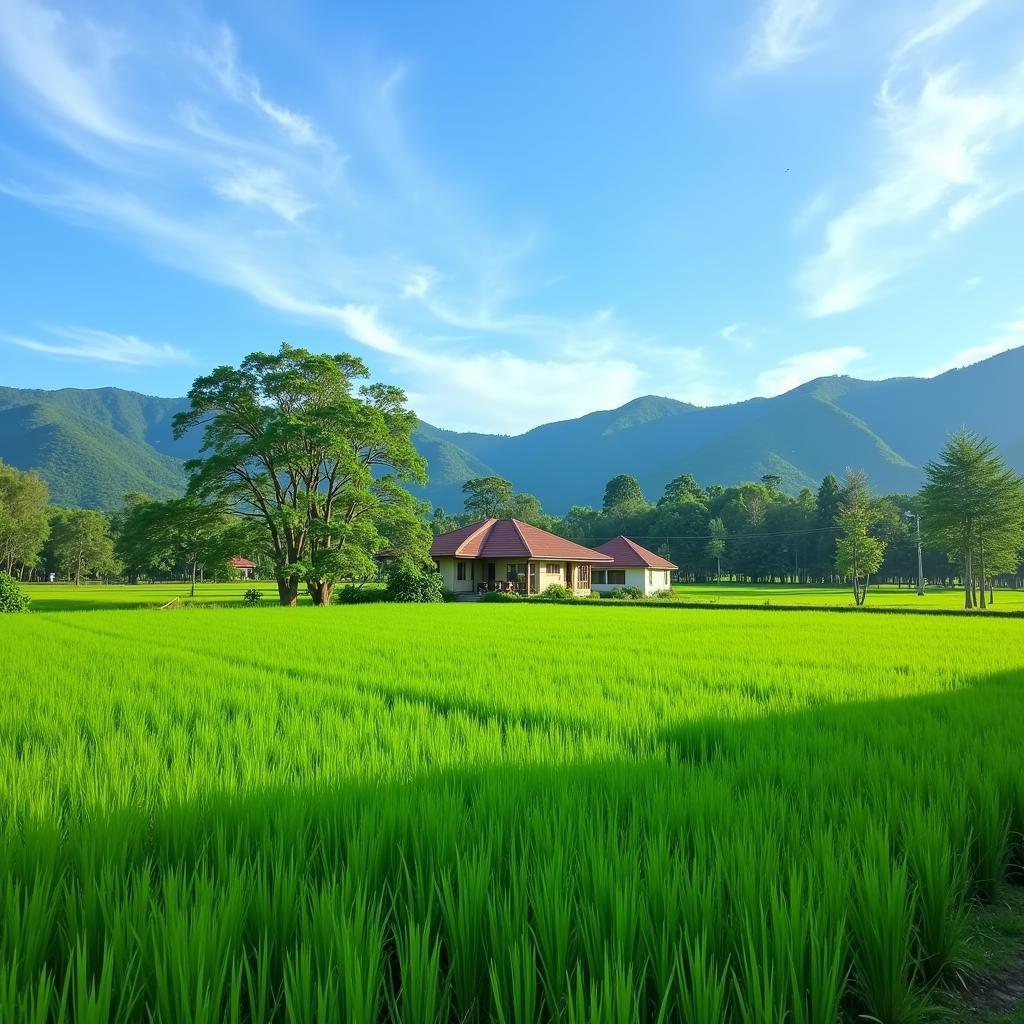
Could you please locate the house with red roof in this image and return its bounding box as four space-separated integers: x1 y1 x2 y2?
230 556 256 580
590 536 677 595
429 518 613 596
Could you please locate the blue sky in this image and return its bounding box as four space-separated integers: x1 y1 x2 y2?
1 0 1023 433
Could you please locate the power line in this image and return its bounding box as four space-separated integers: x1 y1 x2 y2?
587 525 843 543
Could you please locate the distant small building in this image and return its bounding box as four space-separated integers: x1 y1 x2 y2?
429 518 612 596
230 557 256 580
590 536 677 595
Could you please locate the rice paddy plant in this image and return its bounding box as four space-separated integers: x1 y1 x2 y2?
0 603 1021 1022
849 829 927 1024
902 803 969 982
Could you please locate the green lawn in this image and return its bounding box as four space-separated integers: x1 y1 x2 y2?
1 602 1022 1021
671 580 1024 610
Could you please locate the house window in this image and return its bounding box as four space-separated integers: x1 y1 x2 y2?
593 569 607 585
457 561 466 581
545 563 561 575
506 564 527 586
578 563 590 587
608 569 626 585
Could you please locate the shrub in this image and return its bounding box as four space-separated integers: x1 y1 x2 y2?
334 585 386 605
480 590 520 602
386 557 445 603
618 585 644 600
242 589 264 606
539 583 572 601
0 572 30 613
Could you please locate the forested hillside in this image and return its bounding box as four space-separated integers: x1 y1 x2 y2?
0 347 1021 511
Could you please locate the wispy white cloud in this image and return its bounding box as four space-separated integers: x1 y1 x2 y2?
958 274 982 291
195 25 329 149
891 0 990 65
0 0 143 148
744 0 838 73
212 165 314 222
922 315 1024 375
756 346 866 395
1 326 191 365
796 0 1024 317
791 190 830 235
719 322 758 352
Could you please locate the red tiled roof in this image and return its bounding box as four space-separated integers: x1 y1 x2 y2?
592 536 677 569
230 557 256 568
430 519 613 561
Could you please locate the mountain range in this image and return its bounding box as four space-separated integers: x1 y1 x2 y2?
2 346 1022 512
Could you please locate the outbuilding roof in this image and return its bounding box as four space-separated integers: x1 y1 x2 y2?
230 557 256 568
430 518 614 561
591 536 677 569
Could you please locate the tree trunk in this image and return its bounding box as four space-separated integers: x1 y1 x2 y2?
978 543 986 610
276 575 300 607
190 559 197 599
308 581 333 606
964 551 973 609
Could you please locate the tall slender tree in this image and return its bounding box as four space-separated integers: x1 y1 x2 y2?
705 517 727 583
834 471 885 605
919 430 1024 609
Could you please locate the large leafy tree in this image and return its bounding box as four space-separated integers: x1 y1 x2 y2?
834 471 886 605
462 476 515 519
811 473 842 580
46 508 118 584
173 344 429 606
117 496 250 596
112 492 154 584
919 430 1024 609
705 517 727 582
659 473 704 506
602 474 648 515
0 461 50 576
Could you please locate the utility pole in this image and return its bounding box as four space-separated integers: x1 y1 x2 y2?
905 511 924 596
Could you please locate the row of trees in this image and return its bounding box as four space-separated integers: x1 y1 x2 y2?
1 462 121 584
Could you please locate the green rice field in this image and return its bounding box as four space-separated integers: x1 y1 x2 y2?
1 603 1023 1022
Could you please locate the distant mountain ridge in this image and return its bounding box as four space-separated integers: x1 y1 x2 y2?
2 348 1022 511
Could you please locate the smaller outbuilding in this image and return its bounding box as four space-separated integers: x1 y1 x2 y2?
230 556 256 580
590 536 677 595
